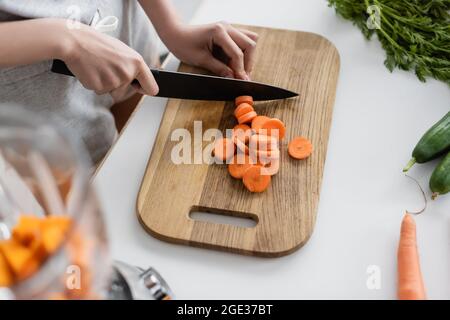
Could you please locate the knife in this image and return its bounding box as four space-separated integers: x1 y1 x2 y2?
51 59 298 101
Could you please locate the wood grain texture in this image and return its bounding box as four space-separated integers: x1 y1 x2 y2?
137 26 340 257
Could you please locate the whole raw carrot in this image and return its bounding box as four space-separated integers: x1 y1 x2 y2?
397 213 426 300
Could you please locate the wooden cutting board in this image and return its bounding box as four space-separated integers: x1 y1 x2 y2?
137 26 340 257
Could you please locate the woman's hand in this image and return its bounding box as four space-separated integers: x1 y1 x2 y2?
63 23 159 99
163 22 258 80
138 1 258 80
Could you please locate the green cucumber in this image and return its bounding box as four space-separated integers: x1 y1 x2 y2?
403 111 450 172
430 151 450 199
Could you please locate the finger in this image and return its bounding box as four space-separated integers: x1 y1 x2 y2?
110 83 137 103
240 29 259 42
135 61 159 96
131 82 147 95
199 56 234 78
212 25 247 80
227 27 257 74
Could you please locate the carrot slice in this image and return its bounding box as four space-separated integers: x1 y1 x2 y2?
0 252 13 287
397 214 427 300
41 224 68 255
249 134 278 151
243 166 271 192
261 159 280 176
237 111 257 124
261 118 286 139
0 240 38 279
213 138 235 162
42 215 72 232
234 138 249 155
288 137 313 160
251 115 270 132
250 147 280 165
235 95 253 107
12 215 43 246
234 103 254 118
228 155 254 179
258 148 280 160
232 124 252 143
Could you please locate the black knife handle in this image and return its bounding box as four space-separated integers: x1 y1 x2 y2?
51 59 159 87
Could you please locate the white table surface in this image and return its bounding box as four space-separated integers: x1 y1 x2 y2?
93 0 450 299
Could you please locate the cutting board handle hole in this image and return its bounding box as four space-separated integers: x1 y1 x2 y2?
189 207 258 228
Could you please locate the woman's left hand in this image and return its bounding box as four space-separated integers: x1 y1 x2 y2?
163 22 258 80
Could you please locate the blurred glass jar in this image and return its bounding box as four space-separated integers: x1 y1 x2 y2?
0 107 110 299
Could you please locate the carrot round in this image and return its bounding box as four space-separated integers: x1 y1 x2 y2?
251 115 270 132
397 213 427 300
234 138 249 155
213 138 235 162
261 159 280 176
249 134 278 151
228 155 253 179
232 124 252 143
235 95 253 107
0 251 13 286
258 148 280 160
237 111 257 124
242 166 271 192
288 137 313 160
250 148 280 165
261 118 286 139
234 103 254 118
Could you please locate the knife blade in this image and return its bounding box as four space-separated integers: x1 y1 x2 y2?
51 60 298 101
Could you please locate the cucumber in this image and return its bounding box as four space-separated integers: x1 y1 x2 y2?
430 151 450 199
403 111 450 172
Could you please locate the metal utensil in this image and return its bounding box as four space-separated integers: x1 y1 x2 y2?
51 59 298 101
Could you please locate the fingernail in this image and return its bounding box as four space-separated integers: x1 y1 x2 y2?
239 72 249 81
222 71 234 78
152 85 159 96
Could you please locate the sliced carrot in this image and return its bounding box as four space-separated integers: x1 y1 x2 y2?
233 123 251 132
238 111 258 124
234 138 249 155
16 257 40 281
250 148 280 166
0 215 75 287
42 215 72 232
251 115 270 132
234 103 254 118
235 95 253 107
232 124 252 143
39 216 72 254
42 225 66 255
261 159 280 176
12 215 43 246
258 148 280 160
397 213 426 300
243 166 271 192
288 137 313 160
249 134 278 151
213 138 235 162
228 155 254 179
261 118 286 139
0 240 37 279
0 252 13 287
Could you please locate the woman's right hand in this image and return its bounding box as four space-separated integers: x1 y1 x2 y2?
62 23 159 99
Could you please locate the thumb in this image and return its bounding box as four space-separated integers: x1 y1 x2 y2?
200 57 234 78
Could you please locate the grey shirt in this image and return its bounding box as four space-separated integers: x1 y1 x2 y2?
0 1 157 165
0 0 99 23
